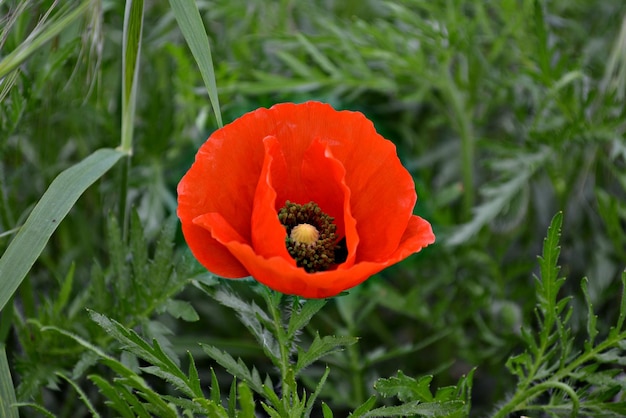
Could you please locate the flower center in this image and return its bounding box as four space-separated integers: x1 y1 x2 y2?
290 223 319 245
278 201 341 272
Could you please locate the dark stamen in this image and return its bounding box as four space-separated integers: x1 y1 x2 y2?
278 201 342 272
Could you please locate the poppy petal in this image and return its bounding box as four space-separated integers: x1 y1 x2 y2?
298 137 358 268
177 112 267 276
249 135 296 262
386 215 436 262
251 135 358 269
323 117 417 262
263 102 417 262
202 214 434 298
188 212 249 278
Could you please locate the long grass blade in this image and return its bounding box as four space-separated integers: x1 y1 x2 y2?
0 344 18 418
168 1 222 127
120 0 144 153
0 148 125 312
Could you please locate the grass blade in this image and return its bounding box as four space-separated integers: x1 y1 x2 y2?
120 0 144 153
56 372 101 418
168 1 222 127
0 0 91 79
0 344 18 418
0 148 125 312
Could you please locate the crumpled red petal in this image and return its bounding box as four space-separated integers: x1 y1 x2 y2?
195 212 434 298
250 135 358 268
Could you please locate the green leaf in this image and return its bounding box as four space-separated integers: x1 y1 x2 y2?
374 371 434 403
187 352 203 397
304 366 330 417
88 311 198 398
10 403 55 418
349 395 377 416
116 375 177 418
287 298 327 338
162 396 205 414
89 374 135 418
433 386 457 401
446 150 548 245
456 368 475 415
295 333 358 374
289 373 307 417
581 278 598 347
42 325 139 377
261 402 283 418
113 380 153 418
0 344 18 418
275 50 316 78
596 349 626 366
165 299 200 322
597 402 626 414
228 377 237 417
322 402 334 418
56 372 101 418
582 369 625 390
536 211 564 314
120 0 144 153
168 0 222 127
296 33 341 78
262 384 286 417
361 401 466 417
201 344 264 394
71 351 99 379
238 381 255 417
0 148 125 313
210 367 222 405
89 311 160 364
212 289 279 362
140 365 192 398
52 263 75 317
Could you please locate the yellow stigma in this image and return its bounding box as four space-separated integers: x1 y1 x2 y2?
290 223 319 246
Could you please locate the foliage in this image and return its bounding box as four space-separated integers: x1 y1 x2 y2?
39 285 472 417
10 211 195 409
1 0 626 416
496 213 626 416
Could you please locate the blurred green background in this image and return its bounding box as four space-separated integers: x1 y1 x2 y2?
1 0 626 416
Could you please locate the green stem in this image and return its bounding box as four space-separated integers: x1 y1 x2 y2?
552 331 626 382
118 156 130 241
443 71 475 219
491 311 556 417
347 340 365 406
120 0 144 154
493 329 626 417
265 291 294 411
494 380 579 418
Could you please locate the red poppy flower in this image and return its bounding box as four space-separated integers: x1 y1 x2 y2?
177 102 435 298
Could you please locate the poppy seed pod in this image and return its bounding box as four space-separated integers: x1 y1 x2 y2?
177 101 435 298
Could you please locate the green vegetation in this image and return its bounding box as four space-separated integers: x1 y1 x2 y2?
1 0 625 416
